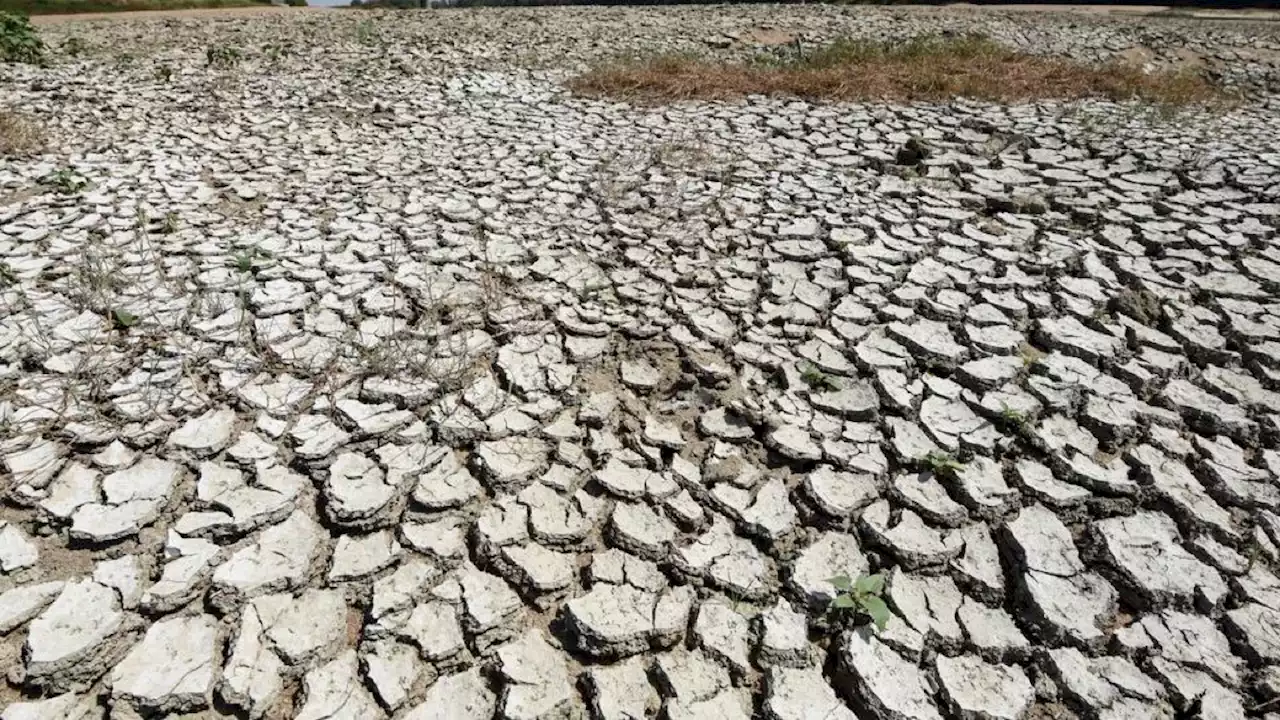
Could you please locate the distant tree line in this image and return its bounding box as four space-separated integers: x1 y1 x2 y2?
350 0 1276 8
354 0 808 7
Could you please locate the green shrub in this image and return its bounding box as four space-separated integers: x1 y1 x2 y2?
0 12 43 64
286 0 306 6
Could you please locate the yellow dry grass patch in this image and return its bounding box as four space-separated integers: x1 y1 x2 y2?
569 35 1224 106
0 111 43 157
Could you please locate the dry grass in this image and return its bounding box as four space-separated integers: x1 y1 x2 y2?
0 111 43 157
569 35 1224 106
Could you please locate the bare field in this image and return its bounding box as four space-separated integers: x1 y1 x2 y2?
1 5 1280 720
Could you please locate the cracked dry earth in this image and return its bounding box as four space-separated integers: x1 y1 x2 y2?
2 4 1280 720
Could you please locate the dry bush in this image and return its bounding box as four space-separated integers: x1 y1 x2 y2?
569 35 1224 106
0 110 43 156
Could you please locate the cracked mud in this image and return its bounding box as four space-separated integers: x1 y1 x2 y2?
2 4 1280 719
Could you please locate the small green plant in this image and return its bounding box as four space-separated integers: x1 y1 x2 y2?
60 36 88 57
923 450 965 479
996 403 1030 434
230 246 271 274
112 309 139 330
154 64 173 82
159 212 179 235
1244 531 1267 575
206 44 242 69
0 261 16 287
828 572 891 632
41 168 87 195
0 12 43 65
799 362 840 392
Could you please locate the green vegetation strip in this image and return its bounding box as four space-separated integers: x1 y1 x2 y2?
0 0 268 16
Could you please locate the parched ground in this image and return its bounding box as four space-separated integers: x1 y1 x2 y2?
2 4 1280 719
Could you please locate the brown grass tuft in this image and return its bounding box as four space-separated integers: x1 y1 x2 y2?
569 35 1224 106
0 111 44 157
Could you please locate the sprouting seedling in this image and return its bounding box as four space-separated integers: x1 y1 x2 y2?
998 404 1025 422
230 246 271 274
997 403 1030 434
160 212 179 235
206 44 242 69
41 168 87 194
112 309 139 330
923 450 965 480
1245 534 1263 574
61 36 88 57
828 572 891 632
799 362 840 391
355 19 379 45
